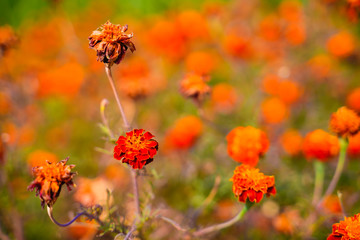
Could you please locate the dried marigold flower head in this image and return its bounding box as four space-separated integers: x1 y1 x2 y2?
230 164 276 203
347 88 360 113
302 129 339 161
327 213 360 240
0 25 18 54
27 157 76 208
114 129 158 169
180 73 211 104
226 126 269 167
330 106 360 137
88 21 135 66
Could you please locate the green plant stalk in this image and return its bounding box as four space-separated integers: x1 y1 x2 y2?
312 161 325 205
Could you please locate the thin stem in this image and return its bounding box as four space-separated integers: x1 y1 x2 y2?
47 206 86 227
323 138 348 198
105 66 130 131
156 215 188 232
192 201 253 237
337 191 346 217
131 169 141 218
312 161 325 205
100 98 114 138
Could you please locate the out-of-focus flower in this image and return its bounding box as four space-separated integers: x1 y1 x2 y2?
279 0 303 22
66 220 98 240
2 121 35 146
164 115 203 151
327 213 360 240
180 73 211 104
223 32 254 59
346 0 360 22
230 164 276 203
261 97 288 124
176 10 209 41
37 61 85 98
347 88 360 113
308 54 334 80
88 21 135 66
280 129 303 156
348 132 360 157
73 177 113 207
226 126 269 166
211 83 238 114
0 92 11 115
259 15 282 42
185 51 218 76
104 164 130 188
27 150 59 169
214 199 237 221
0 25 18 54
330 106 360 137
327 31 355 58
285 23 306 46
321 195 342 215
262 74 280 95
114 129 158 169
302 129 339 161
27 157 76 208
273 209 301 235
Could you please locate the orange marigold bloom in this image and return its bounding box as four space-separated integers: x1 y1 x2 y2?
347 88 360 113
308 54 334 80
285 23 306 46
261 97 288 124
176 10 209 41
185 51 218 76
330 106 360 137
279 0 303 22
322 195 342 215
223 33 254 59
302 129 339 161
211 83 238 114
327 213 360 240
180 73 211 104
88 21 135 66
348 131 360 157
280 129 303 156
226 126 269 166
114 129 158 169
230 165 276 203
327 31 355 58
259 15 282 42
0 25 18 54
27 157 76 208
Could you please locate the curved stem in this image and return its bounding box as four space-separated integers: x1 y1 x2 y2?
105 66 130 131
131 169 140 218
156 215 188 232
312 161 324 205
192 201 253 237
47 206 86 227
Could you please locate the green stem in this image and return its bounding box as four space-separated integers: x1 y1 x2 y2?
192 200 253 237
312 161 325 205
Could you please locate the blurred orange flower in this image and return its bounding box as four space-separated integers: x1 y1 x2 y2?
259 15 282 42
279 0 303 22
327 213 360 240
302 129 339 161
185 51 218 76
223 33 254 59
330 106 360 137
348 131 360 157
27 157 76 208
0 25 18 54
280 129 303 156
211 83 238 114
2 121 35 146
327 31 355 58
176 10 209 41
273 209 301 235
230 164 276 203
27 150 59 169
114 129 159 169
261 97 288 124
347 87 360 112
88 21 135 66
164 115 203 151
0 92 11 115
226 126 269 166
308 54 334 80
285 23 306 46
180 73 211 104
262 75 302 104
321 195 342 215
262 74 280 95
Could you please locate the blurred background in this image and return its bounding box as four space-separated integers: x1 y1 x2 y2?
1 0 360 239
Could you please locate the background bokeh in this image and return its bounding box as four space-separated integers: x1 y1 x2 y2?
1 0 360 239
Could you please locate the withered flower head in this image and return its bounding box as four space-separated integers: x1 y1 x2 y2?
230 164 276 203
114 129 159 169
327 213 360 240
27 157 76 208
88 21 135 66
0 25 18 54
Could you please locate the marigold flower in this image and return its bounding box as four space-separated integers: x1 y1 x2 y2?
261 97 289 124
230 165 276 203
176 10 209 41
327 213 360 240
330 106 360 137
27 157 76 208
347 88 360 113
285 23 306 46
348 132 360 157
280 129 303 156
0 25 18 54
259 15 282 42
308 54 334 80
279 0 303 22
88 21 135 66
114 129 158 169
223 33 254 59
211 83 238 114
185 51 218 76
327 31 355 58
302 129 339 161
226 126 269 166
322 195 342 215
180 73 211 104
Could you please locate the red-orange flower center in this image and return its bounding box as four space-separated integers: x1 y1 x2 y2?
330 106 360 137
114 129 158 169
328 213 360 240
230 164 276 203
